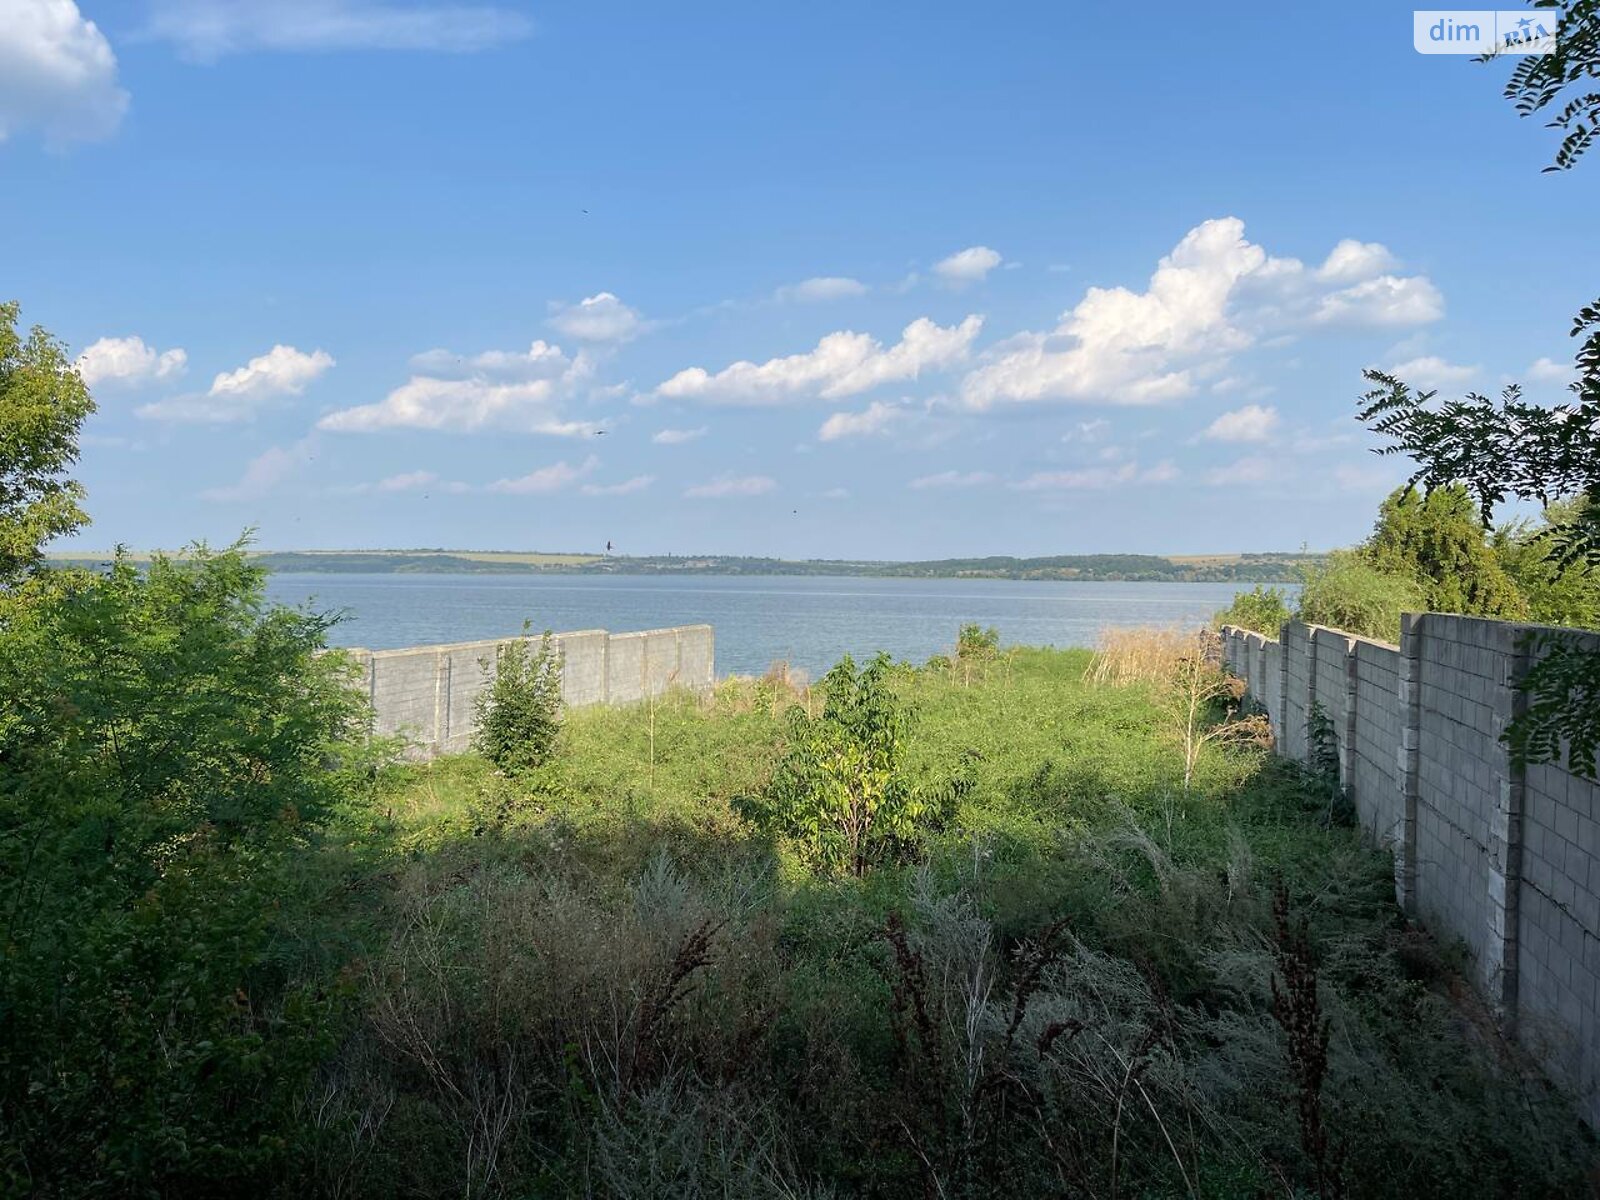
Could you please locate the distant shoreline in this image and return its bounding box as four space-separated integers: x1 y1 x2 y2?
49 548 1319 584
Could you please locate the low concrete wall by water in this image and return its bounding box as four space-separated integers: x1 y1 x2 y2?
343 624 714 758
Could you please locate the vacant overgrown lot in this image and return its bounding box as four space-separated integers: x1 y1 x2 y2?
5 584 1596 1198
309 646 1594 1198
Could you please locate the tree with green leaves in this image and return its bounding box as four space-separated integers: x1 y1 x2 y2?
1363 485 1527 619
0 300 96 583
1495 498 1600 627
736 653 949 875
1357 0 1600 777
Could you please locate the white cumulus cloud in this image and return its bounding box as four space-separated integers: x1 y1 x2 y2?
142 0 533 60
1385 355 1479 390
683 474 776 499
209 344 334 398
486 455 598 495
76 335 187 387
547 292 646 343
1205 456 1278 486
1314 239 1397 284
652 426 707 445
0 0 128 145
658 315 982 406
818 400 905 442
1313 275 1443 327
373 469 437 492
1011 461 1179 491
1524 356 1571 383
1202 403 1279 442
580 474 655 496
959 217 1441 412
909 470 994 490
773 276 869 303
408 339 569 380
933 246 1002 287
201 437 317 501
138 343 334 421
320 341 598 434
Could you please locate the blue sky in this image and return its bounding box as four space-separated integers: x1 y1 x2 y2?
4 1 1595 558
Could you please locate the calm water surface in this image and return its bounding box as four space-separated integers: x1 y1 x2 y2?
264 573 1290 679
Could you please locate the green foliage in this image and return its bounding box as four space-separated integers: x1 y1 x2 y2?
324 651 1595 1197
1494 0 1600 172
1214 583 1292 634
471 626 563 775
1295 550 1422 642
1495 498 1600 628
1357 308 1600 576
0 300 96 582
736 652 946 875
1363 484 1526 618
956 622 1000 661
0 543 377 1195
1508 628 1600 779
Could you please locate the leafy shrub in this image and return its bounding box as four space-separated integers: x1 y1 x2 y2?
956 622 1000 661
1214 583 1292 634
1363 484 1526 619
0 544 376 1195
1296 550 1421 642
736 652 946 875
1494 497 1600 629
472 627 563 775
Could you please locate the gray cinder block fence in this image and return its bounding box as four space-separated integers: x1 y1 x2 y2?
342 624 714 758
1221 616 1600 1123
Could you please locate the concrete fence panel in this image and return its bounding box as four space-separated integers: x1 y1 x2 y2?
1221 615 1600 1123
347 625 715 761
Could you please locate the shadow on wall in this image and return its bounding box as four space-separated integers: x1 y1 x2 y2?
1222 615 1600 1127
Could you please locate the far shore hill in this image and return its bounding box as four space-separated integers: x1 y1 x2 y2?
50 549 1321 583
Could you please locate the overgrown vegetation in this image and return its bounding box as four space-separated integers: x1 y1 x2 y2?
263 648 1593 1197
734 652 952 875
1213 583 1293 636
0 543 379 1195
471 625 563 776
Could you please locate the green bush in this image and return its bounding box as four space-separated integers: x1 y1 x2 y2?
1296 550 1422 642
736 652 946 875
1213 583 1292 634
956 622 1000 660
471 627 563 775
0 544 376 1196
1363 485 1526 619
1495 498 1600 629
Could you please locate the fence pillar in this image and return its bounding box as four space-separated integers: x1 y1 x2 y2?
1342 637 1359 805
1486 623 1529 1031
1396 614 1423 913
1303 626 1319 764
1278 628 1291 756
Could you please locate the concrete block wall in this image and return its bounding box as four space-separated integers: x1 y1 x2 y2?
1350 639 1402 847
344 624 714 759
1411 616 1507 1002
1221 615 1600 1121
1516 626 1600 1109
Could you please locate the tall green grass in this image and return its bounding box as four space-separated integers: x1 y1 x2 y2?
301 646 1596 1198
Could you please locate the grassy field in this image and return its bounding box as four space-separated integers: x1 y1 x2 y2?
299 644 1595 1198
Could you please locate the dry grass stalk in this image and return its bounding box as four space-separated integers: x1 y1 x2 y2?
1089 626 1196 687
